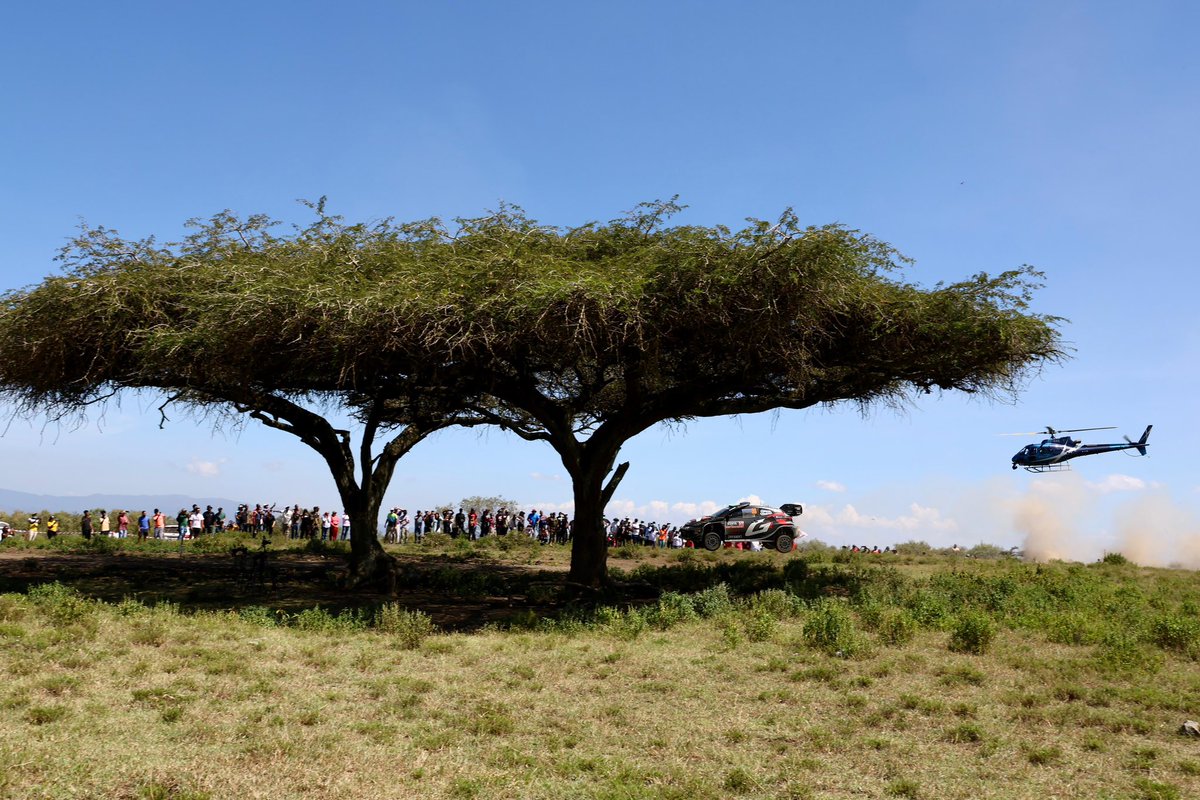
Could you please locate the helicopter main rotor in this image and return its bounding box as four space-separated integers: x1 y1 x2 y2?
1000 426 1117 438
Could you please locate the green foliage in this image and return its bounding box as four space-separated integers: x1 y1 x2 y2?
803 598 863 656
877 607 918 646
1101 551 1131 566
692 584 735 618
948 610 996 654
375 603 436 649
286 606 368 633
1147 612 1200 655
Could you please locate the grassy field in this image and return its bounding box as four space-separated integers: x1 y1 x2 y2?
1 538 1199 799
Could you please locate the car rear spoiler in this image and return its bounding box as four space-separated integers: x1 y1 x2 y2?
780 503 803 517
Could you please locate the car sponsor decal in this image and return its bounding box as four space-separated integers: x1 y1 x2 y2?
728 520 745 528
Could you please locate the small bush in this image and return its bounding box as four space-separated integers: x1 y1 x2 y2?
742 607 779 642
750 588 803 620
649 592 698 629
948 611 995 655
693 584 734 618
878 608 918 646
237 606 279 627
1102 552 1130 566
422 533 452 549
1095 630 1165 676
288 606 367 633
803 598 863 656
1148 613 1200 655
376 604 436 649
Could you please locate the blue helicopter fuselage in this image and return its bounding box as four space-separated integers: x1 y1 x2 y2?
1011 426 1152 472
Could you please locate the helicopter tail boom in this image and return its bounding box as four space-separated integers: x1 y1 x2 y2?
1124 425 1152 456
1136 425 1152 456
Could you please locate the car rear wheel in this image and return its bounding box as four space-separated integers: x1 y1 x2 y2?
775 533 793 553
703 530 723 551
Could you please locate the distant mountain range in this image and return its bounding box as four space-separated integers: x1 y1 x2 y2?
0 487 241 513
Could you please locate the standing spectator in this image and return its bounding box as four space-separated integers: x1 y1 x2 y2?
137 511 150 542
496 507 509 536
342 513 350 541
321 512 331 541
330 511 341 541
397 509 409 543
454 508 466 538
203 506 215 535
153 509 165 539
117 510 129 538
188 506 204 539
216 507 226 532
175 509 188 540
80 510 93 541
481 509 493 537
27 515 39 541
46 515 59 539
99 510 111 537
468 508 479 540
384 509 398 543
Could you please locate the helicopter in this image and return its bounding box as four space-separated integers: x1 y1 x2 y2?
1009 425 1152 472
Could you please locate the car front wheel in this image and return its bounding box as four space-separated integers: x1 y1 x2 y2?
703 530 723 551
775 533 793 553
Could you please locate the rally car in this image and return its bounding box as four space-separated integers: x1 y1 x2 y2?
680 502 802 553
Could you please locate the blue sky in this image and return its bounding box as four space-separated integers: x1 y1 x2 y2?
2 1 1197 560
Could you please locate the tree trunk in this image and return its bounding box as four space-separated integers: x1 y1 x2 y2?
567 471 608 590
566 459 629 591
342 488 395 589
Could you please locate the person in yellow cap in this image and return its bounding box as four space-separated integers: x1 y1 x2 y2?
46 515 59 539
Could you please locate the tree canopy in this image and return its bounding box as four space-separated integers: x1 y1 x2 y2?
0 199 1064 589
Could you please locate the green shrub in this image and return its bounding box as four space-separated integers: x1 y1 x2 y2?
1102 552 1130 566
1094 630 1165 676
878 607 917 646
288 606 367 633
237 606 280 627
422 532 452 549
26 582 93 623
1044 611 1102 646
907 590 952 628
948 611 995 655
1148 613 1200 655
749 588 803 620
742 607 779 642
692 584 734 618
648 592 698 629
376 604 436 649
803 598 863 656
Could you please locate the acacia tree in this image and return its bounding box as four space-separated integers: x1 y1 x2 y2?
0 199 1064 592
0 204 492 584
413 201 1065 590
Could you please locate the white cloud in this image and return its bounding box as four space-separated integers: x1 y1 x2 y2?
831 502 957 532
186 459 224 478
1085 474 1147 493
816 480 846 493
529 472 563 482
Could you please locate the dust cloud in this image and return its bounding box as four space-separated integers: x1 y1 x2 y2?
1007 474 1200 567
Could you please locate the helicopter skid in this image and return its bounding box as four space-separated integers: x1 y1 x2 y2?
1023 463 1071 473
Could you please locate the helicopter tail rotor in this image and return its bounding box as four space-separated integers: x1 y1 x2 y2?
1123 425 1152 456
